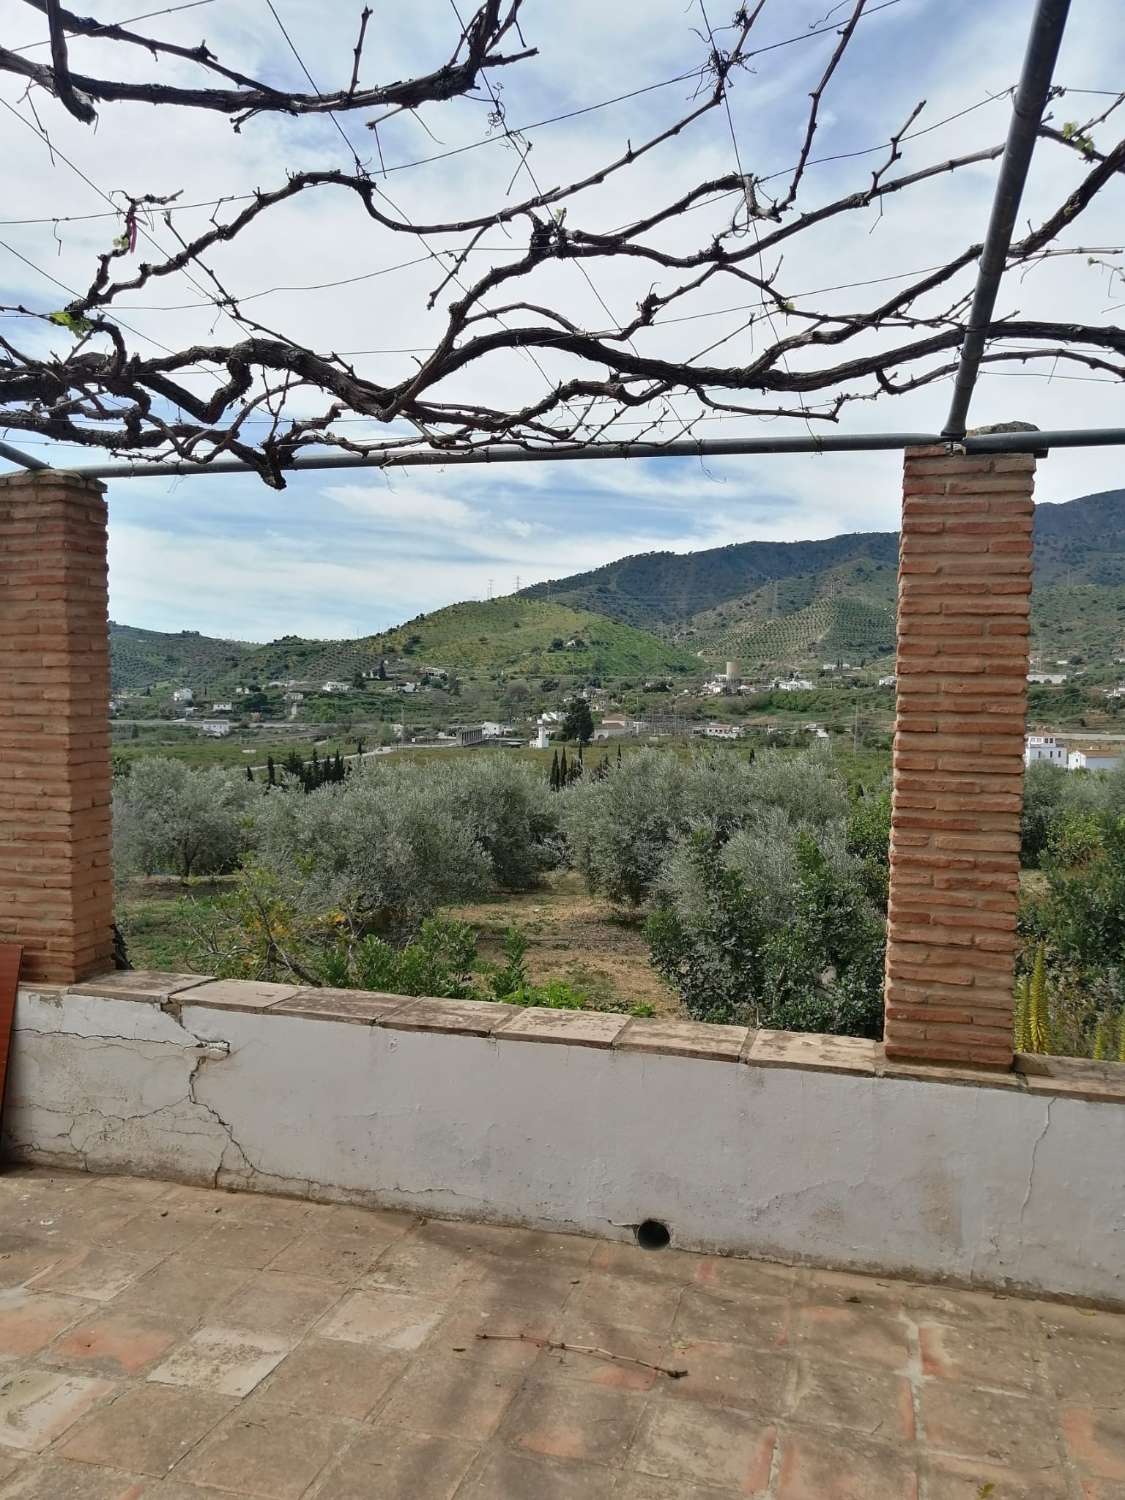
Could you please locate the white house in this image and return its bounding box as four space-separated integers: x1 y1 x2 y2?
1068 749 1123 773
1024 734 1067 768
1028 672 1068 685
703 722 745 740
532 719 551 750
211 702 233 713
481 721 514 739
198 719 232 738
172 687 193 704
774 677 813 692
878 675 897 688
321 680 351 694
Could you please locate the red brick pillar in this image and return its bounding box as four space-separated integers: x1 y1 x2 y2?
883 444 1036 1069
0 470 114 985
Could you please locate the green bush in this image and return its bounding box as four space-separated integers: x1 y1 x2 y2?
113 757 258 879
647 830 885 1036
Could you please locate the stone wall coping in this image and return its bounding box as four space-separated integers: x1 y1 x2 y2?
33 971 1125 1104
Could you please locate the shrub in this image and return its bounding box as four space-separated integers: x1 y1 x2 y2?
428 756 563 890
647 828 885 1036
563 749 687 906
563 746 849 909
251 763 489 938
113 757 258 880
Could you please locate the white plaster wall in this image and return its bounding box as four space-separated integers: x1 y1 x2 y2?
5 989 1123 1306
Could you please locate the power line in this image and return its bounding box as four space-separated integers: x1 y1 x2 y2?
10 0 215 54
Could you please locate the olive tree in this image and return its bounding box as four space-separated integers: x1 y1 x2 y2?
113 757 258 880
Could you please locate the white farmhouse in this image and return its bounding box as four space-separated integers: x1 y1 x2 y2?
321 680 351 693
774 677 813 692
198 719 232 738
703 722 745 740
1024 734 1066 768
1028 672 1068 685
1068 749 1123 773
878 675 897 688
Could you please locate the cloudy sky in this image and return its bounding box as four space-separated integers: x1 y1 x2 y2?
2 0 1123 640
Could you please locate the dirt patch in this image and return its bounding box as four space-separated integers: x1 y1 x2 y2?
446 870 680 1015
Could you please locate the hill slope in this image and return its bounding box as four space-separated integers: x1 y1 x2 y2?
521 489 1125 665
112 599 696 695
111 490 1125 689
110 624 255 692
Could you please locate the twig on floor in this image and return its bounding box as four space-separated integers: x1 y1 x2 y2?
475 1331 687 1378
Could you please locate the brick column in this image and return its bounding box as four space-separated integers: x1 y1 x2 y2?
0 471 114 985
883 444 1036 1070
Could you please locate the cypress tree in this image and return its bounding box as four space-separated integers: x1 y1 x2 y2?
267 754 276 787
246 765 254 782
549 749 560 791
559 747 568 786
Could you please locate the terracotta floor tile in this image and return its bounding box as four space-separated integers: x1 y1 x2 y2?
0 1368 114 1453
310 1426 478 1499
189 1220 304 1272
673 1287 792 1352
1045 1330 1125 1403
253 1337 407 1419
559 1273 682 1338
211 1273 340 1341
789 1356 916 1440
921 1382 1063 1469
917 1316 1048 1394
0 1239 68 1291
176 1404 357 1499
30 1247 162 1304
775 1428 919 1499
0 1290 90 1357
147 1326 292 1398
316 1289 445 1351
921 1452 1071 1497
45 1309 187 1378
793 1301 912 1371
109 1258 251 1324
377 1352 520 1440
58 1385 235 1477
360 1238 478 1300
500 1380 645 1466
460 1449 619 1499
0 1457 148 1498
692 1255 797 1298
660 1338 792 1412
264 1229 394 1285
629 1399 776 1493
1063 1404 1125 1482
616 1473 744 1500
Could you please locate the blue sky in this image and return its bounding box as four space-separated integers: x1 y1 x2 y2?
3 0 1124 640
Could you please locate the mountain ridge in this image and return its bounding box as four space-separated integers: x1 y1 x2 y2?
111 489 1125 689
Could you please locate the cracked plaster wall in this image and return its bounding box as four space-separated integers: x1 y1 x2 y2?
4 988 1123 1304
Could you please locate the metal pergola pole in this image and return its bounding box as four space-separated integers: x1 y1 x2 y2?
940 0 1072 440
9 425 1119 481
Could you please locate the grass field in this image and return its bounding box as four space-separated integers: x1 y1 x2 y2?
117 870 680 1014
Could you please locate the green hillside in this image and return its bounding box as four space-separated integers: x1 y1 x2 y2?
358 598 696 677
111 599 695 695
689 559 897 666
110 490 1125 691
521 489 1125 667
110 624 254 692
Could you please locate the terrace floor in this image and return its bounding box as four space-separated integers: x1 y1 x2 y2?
0 1170 1121 1499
